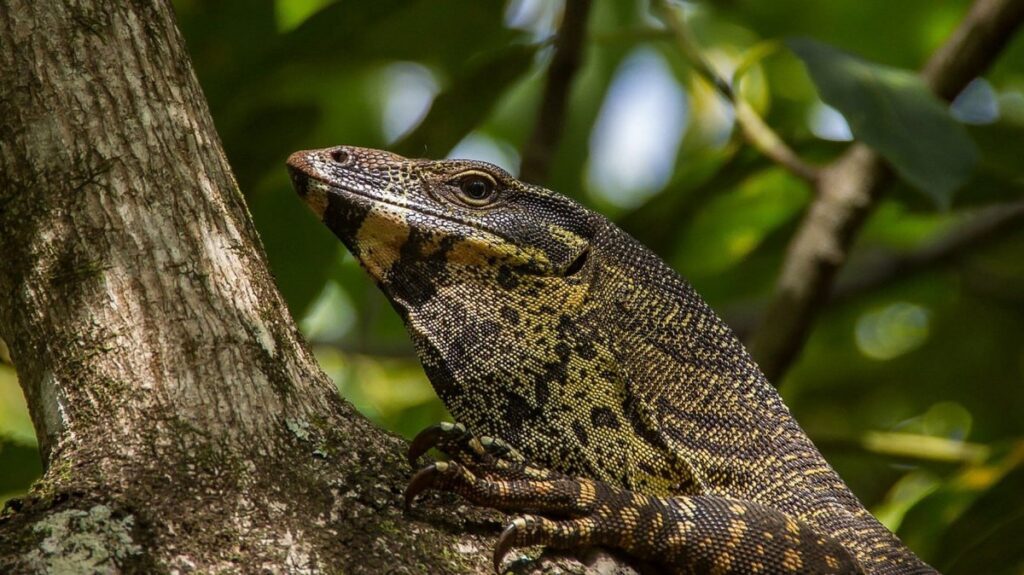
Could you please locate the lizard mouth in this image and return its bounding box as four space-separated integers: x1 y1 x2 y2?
287 151 487 232
286 164 311 198
286 161 563 275
286 150 591 277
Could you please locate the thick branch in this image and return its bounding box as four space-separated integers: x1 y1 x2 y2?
519 0 592 184
749 0 1024 384
750 145 890 381
922 0 1024 100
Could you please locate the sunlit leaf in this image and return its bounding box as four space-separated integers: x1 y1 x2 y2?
0 366 39 504
0 366 34 446
935 451 1024 574
873 470 942 531
274 0 333 33
313 347 445 438
898 443 1024 568
789 38 978 207
673 167 810 276
732 40 783 85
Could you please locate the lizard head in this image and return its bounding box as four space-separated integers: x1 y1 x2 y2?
286 146 596 311
287 146 696 489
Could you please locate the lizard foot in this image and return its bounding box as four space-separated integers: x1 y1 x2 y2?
405 458 864 574
407 422 560 482
405 460 584 514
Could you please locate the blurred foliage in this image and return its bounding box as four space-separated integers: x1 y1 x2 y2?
789 37 978 206
2 0 1023 571
0 365 40 503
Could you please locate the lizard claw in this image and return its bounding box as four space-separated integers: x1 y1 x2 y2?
404 461 445 509
493 517 524 574
407 425 444 466
408 422 466 465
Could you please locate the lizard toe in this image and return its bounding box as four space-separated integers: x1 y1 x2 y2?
404 461 446 509
493 514 599 573
408 421 469 465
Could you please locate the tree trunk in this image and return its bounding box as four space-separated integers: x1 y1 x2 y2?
0 2 625 573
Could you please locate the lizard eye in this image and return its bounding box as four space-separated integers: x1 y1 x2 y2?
451 171 498 207
329 148 351 166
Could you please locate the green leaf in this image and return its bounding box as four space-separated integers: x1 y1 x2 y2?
0 365 40 504
0 366 35 446
897 444 1024 574
0 439 42 505
789 38 978 208
274 0 334 33
672 167 810 277
283 0 517 73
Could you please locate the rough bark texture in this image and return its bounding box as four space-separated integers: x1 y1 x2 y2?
749 0 1024 383
0 2 633 573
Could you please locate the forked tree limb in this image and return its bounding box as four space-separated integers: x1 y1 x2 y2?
831 198 1024 303
726 198 1024 340
750 0 1024 384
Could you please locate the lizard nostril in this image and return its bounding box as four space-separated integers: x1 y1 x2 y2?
329 148 350 166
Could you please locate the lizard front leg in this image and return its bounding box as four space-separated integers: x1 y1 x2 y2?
406 426 863 575
406 421 563 483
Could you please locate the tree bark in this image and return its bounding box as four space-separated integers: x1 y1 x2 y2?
0 2 628 573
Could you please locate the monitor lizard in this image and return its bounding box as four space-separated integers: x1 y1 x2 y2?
286 145 937 575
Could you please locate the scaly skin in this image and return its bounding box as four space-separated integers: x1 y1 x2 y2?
286 146 937 575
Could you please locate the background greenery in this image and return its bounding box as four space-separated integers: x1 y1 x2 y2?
2 1 1022 572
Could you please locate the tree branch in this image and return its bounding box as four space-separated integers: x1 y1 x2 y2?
751 145 891 382
725 198 1024 340
832 198 1024 303
653 0 821 183
749 0 1024 384
519 0 592 184
922 0 1024 100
